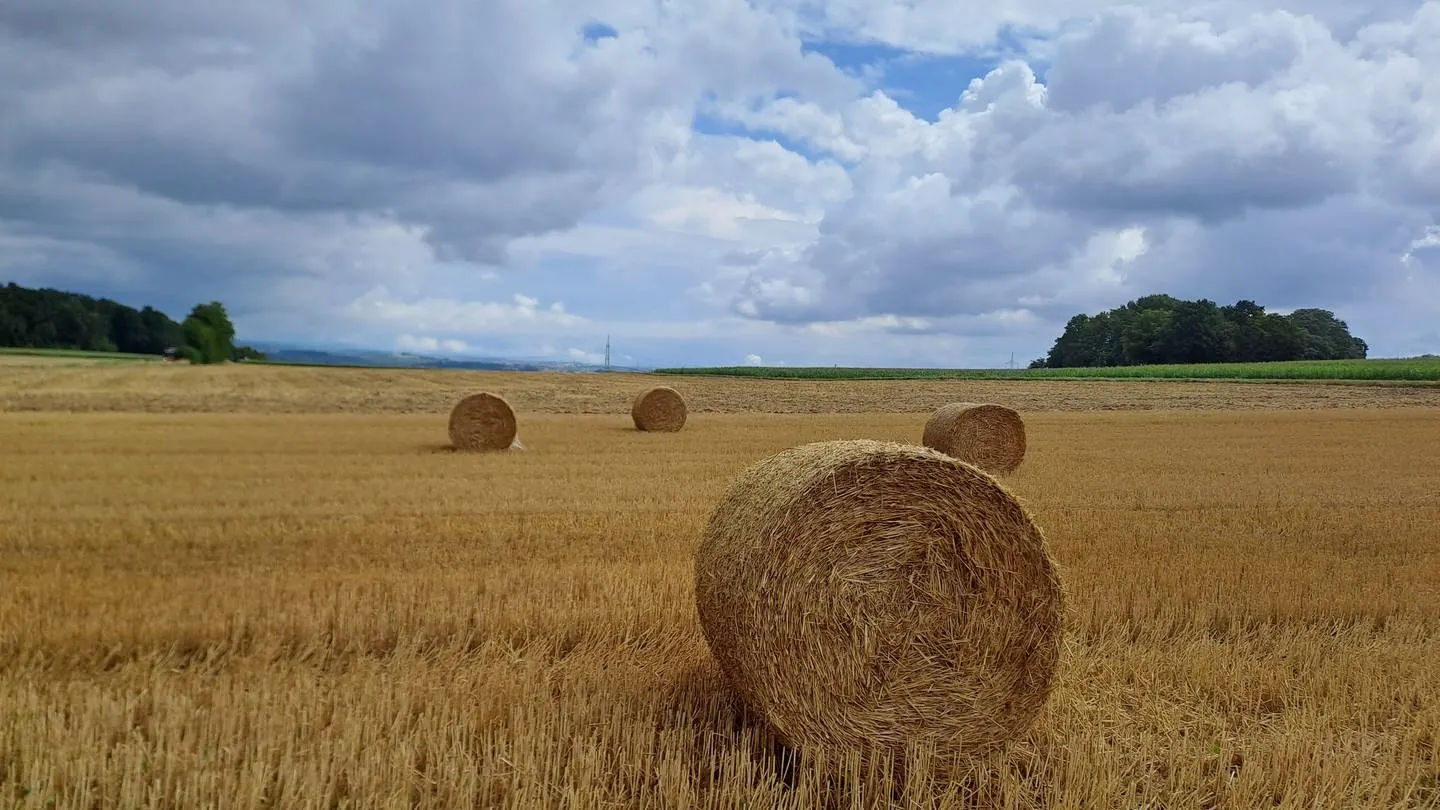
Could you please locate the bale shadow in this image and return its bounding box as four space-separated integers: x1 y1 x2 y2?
648 658 801 795
417 442 528 454
648 660 957 808
650 659 1051 809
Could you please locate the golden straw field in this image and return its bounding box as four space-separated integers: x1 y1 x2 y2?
2 362 1439 809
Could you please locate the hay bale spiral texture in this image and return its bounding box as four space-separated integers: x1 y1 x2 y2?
694 439 1064 767
447 392 518 451
922 402 1027 474
631 386 687 432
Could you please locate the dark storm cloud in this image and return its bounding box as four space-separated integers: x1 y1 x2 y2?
1124 195 1435 307
0 0 861 318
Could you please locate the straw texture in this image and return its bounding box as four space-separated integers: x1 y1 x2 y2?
631 386 687 432
447 392 518 451
922 402 1027 474
694 439 1064 770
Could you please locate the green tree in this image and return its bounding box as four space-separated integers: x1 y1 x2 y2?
1038 294 1369 368
0 283 191 356
181 301 237 364
1156 299 1232 363
108 307 149 354
1221 299 1265 362
1286 308 1369 359
1044 314 1097 367
51 299 110 351
1251 313 1306 361
1220 300 1308 362
1120 308 1174 364
1042 312 1124 367
138 306 186 354
0 295 25 346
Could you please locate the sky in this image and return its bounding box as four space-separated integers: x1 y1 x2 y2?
1 0 1437 368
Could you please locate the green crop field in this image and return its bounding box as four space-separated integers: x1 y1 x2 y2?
0 347 161 362
653 357 1440 382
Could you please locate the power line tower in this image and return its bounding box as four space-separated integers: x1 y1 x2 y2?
604 334 611 371
1006 351 1016 370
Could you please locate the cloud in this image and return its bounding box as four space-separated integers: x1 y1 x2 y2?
566 347 606 364
0 0 857 306
1403 225 1440 265
779 0 1426 55
641 186 808 240
396 335 468 354
744 353 764 365
2 0 1438 366
723 3 1440 356
346 287 586 335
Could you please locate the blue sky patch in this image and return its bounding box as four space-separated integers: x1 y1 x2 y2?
692 113 825 162
692 89 829 163
802 25 1049 121
580 21 618 43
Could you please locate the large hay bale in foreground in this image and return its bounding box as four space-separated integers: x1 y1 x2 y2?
694 439 1064 768
447 392 518 451
631 386 687 432
922 402 1027 474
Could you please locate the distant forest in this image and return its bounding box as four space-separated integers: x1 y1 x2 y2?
0 282 265 363
1034 295 1369 368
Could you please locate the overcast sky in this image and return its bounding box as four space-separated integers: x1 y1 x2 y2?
2 0 1437 367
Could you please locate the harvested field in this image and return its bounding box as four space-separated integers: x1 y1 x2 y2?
3 361 1440 414
3 404 1439 809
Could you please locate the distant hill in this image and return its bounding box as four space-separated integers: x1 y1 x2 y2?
246 342 648 373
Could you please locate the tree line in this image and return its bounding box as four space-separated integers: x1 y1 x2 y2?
1033 294 1368 368
0 282 266 364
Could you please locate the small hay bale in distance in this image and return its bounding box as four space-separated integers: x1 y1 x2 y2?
631 385 687 432
447 392 518 452
694 439 1064 770
922 402 1027 474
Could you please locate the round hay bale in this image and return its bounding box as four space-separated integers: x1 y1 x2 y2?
447 392 518 451
631 386 687 432
694 439 1064 768
921 402 1026 474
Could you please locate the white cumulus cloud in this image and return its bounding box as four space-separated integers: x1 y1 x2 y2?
396 335 468 354
2 0 1437 365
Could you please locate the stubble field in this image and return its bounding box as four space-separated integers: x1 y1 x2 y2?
2 363 1438 809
